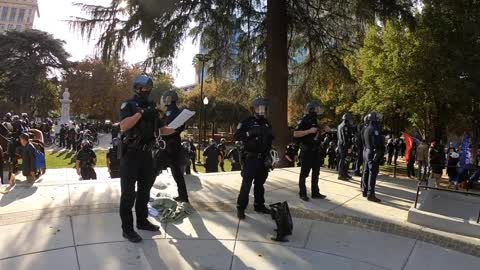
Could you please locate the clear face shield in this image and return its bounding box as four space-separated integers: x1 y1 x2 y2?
255 105 268 118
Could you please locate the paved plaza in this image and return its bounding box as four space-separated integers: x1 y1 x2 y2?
0 167 479 270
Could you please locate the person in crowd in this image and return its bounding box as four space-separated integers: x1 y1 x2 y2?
429 140 445 188
468 147 480 186
327 141 336 169
76 140 97 180
284 143 298 168
218 138 227 172
203 139 221 173
446 150 460 189
387 138 394 165
416 139 429 181
227 141 243 171
400 139 406 158
19 133 37 183
187 137 198 173
407 141 416 178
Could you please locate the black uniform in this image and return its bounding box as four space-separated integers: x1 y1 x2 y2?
354 123 365 176
203 144 220 173
76 148 97 180
284 143 298 168
188 140 197 173
119 95 164 233
337 121 353 179
226 146 242 171
295 113 324 197
361 123 384 197
59 126 66 147
106 146 120 178
235 116 274 211
218 142 227 172
163 104 189 202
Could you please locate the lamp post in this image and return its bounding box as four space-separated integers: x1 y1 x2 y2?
203 97 209 145
196 53 211 161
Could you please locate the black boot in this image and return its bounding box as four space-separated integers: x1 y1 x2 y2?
367 195 381 203
122 230 142 243
237 208 246 220
254 205 271 214
311 193 326 199
299 194 310 201
137 221 160 232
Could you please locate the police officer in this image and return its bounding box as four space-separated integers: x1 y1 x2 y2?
119 75 175 243
227 141 242 171
235 98 274 219
337 113 354 180
75 140 97 180
361 112 384 203
293 101 328 201
353 116 368 176
161 90 189 203
59 124 67 148
188 137 198 173
203 139 221 173
218 138 227 172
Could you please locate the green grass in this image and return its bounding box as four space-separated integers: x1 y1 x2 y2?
46 150 107 169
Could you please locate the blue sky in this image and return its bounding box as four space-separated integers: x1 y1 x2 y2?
34 0 198 87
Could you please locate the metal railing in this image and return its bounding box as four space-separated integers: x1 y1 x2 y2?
414 185 480 224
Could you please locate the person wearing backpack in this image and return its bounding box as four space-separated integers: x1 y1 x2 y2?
19 133 37 183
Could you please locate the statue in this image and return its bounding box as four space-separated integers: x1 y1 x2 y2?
60 88 72 126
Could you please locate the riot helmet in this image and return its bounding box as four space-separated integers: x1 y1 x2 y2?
367 112 380 123
342 113 353 125
133 75 153 100
252 98 269 118
306 101 323 116
162 90 179 107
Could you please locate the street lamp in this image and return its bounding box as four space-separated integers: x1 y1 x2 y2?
196 53 211 161
203 97 209 146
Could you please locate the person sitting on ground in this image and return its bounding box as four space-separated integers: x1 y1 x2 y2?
19 133 37 183
76 140 97 180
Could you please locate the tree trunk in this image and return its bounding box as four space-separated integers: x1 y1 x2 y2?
266 0 289 167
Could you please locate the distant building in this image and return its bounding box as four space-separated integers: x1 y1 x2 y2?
0 0 39 32
177 83 197 93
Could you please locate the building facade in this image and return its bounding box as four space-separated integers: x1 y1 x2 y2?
0 0 38 32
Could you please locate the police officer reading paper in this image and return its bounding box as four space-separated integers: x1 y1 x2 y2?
361 112 384 203
119 75 175 243
235 98 274 220
160 90 190 203
293 101 329 201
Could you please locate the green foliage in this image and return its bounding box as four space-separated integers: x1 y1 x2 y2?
0 30 70 116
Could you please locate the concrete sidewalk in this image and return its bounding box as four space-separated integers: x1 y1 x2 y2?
0 167 479 269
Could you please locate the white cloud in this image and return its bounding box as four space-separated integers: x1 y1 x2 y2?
34 0 198 87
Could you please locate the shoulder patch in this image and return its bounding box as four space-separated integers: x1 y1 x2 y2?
121 102 128 110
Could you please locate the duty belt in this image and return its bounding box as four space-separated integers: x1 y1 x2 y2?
127 142 154 152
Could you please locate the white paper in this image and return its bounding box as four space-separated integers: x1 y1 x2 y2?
167 109 196 129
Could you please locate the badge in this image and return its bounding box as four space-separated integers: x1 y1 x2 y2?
375 131 379 136
121 102 127 109
166 111 171 117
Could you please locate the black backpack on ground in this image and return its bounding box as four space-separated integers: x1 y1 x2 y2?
269 201 293 242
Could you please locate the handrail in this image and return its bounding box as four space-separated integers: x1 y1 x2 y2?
414 185 480 223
